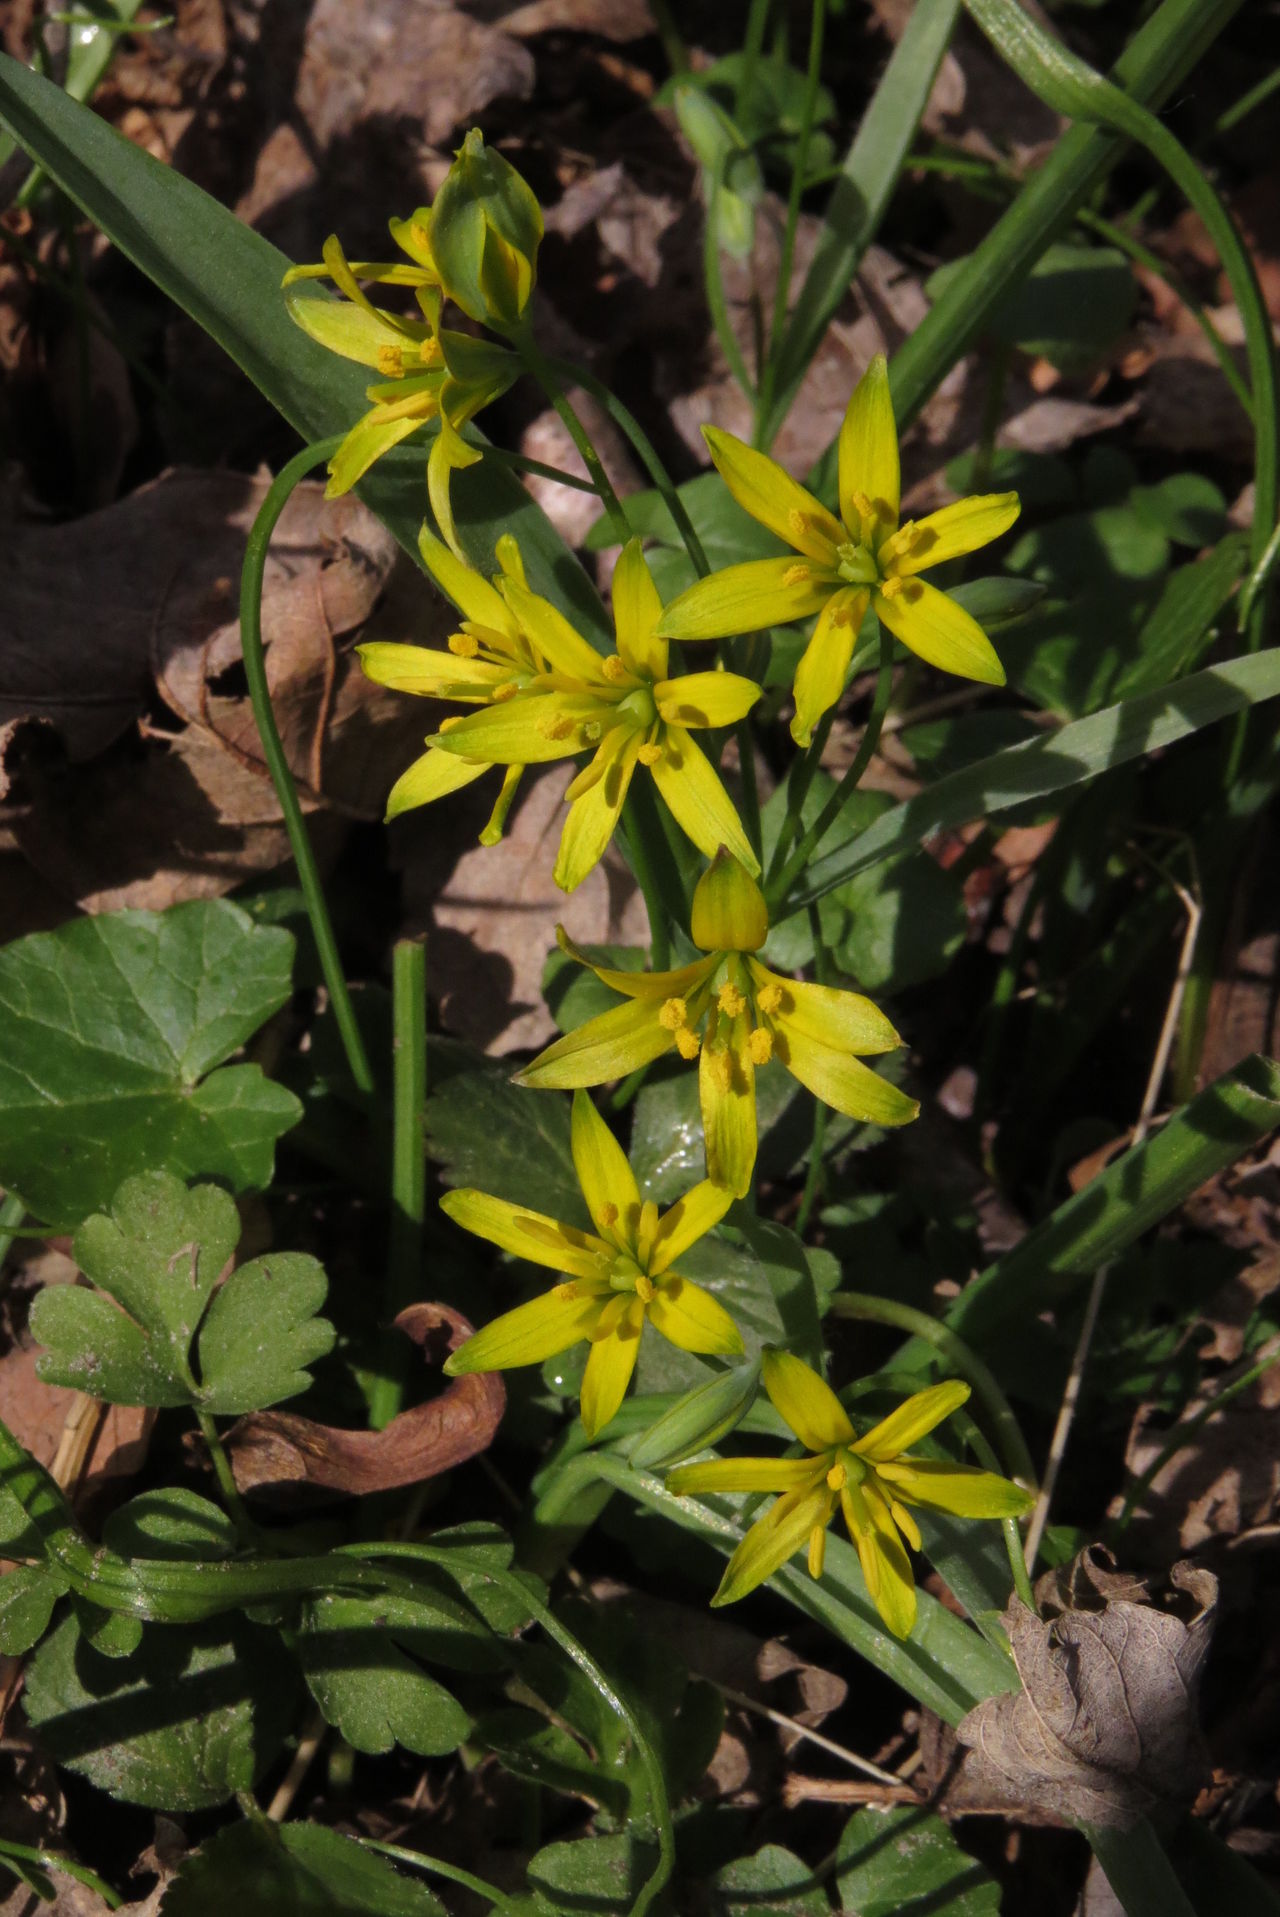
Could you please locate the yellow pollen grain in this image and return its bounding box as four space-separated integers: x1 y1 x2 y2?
540 713 575 741
635 1274 655 1304
879 575 904 599
410 221 431 251
748 1028 773 1066
492 682 519 704
826 1461 847 1491
637 742 662 766
439 715 464 734
707 1048 733 1093
601 654 629 683
787 508 812 540
597 1202 619 1229
582 720 603 743
852 489 874 520
717 982 746 1018
782 562 812 587
659 998 688 1031
553 1281 579 1302
449 632 480 658
674 1028 701 1060
755 981 784 1016
375 345 404 377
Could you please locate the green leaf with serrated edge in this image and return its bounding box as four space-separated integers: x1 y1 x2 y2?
0 901 299 1229
424 1038 582 1222
298 1590 472 1757
784 651 1280 915
160 1820 447 1917
835 1807 1000 1916
714 1844 831 1915
197 1253 335 1415
0 1563 68 1656
0 52 611 649
23 1610 299 1811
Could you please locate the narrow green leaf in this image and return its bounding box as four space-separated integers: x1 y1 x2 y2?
784 649 1280 915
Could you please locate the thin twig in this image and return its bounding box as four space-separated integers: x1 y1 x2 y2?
716 1683 909 1789
266 1705 329 1821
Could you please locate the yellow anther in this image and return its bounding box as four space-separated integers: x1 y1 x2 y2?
598 1202 619 1229
637 742 662 766
375 345 405 377
439 715 465 734
826 1461 847 1491
553 1281 580 1302
492 681 519 703
717 982 746 1018
707 1048 734 1093
540 713 575 741
674 1027 701 1061
659 998 689 1032
787 508 815 542
830 599 856 627
890 1498 922 1552
601 654 629 683
410 220 432 252
879 575 904 599
782 563 812 588
420 336 445 367
448 632 480 658
748 1028 773 1066
851 489 874 521
635 1274 656 1304
807 1525 827 1581
755 981 784 1016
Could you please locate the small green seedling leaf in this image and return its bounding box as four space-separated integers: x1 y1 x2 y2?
162 1819 447 1916
714 1843 832 1914
30 1171 335 1412
298 1589 476 1757
0 1563 69 1656
0 900 300 1229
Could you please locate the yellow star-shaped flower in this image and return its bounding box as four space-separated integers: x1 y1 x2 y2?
668 1349 1033 1638
656 356 1021 745
442 1091 742 1438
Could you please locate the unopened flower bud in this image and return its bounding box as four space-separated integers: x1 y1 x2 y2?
691 849 769 953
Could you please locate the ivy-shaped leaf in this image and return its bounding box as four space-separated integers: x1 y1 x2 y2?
0 900 301 1229
30 1171 335 1412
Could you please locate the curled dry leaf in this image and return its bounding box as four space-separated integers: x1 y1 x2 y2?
223 1303 505 1502
955 1545 1217 1830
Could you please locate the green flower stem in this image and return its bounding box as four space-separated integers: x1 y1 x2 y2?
479 443 601 492
752 0 827 448
1215 62 1280 134
1085 1820 1198 1917
195 1410 255 1542
704 155 758 405
764 708 836 893
355 1839 505 1907
240 438 374 1098
0 1840 122 1911
1107 1341 1280 1539
334 1543 675 1917
369 937 427 1431
825 1291 1037 1491
766 627 894 912
794 905 831 1236
949 1408 1037 1615
513 331 632 547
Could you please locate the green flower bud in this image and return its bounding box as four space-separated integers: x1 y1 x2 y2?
430 128 543 332
630 1359 760 1471
691 849 769 953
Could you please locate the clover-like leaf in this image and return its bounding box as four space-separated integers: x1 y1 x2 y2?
0 899 301 1229
298 1589 475 1757
30 1171 335 1414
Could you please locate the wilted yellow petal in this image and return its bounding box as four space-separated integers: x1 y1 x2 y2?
648 1180 735 1275
654 671 762 731
790 585 869 747
703 427 845 561
648 1274 743 1355
882 492 1020 578
444 1286 603 1373
440 1189 608 1282
611 538 667 681
570 1089 640 1246
854 1380 971 1461
650 726 760 874
761 1349 854 1451
656 559 836 643
772 1025 919 1127
873 578 1005 685
384 748 489 821
838 355 899 537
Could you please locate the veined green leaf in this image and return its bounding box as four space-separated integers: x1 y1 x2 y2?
783 649 1280 915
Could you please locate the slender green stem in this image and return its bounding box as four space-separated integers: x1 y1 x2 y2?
765 709 836 891
826 1292 1037 1489
1108 1342 1280 1538
1086 1820 1198 1917
480 443 601 493
649 0 689 75
736 0 772 123
0 1840 121 1910
369 938 427 1430
753 0 826 446
195 1410 254 1540
356 1839 504 1907
513 332 631 546
240 438 374 1096
795 906 830 1236
950 1409 1037 1613
1238 512 1280 629
1215 62 1280 134
704 155 758 404
767 628 894 911
622 803 672 973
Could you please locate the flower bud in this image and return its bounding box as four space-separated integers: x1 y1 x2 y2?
430 129 543 332
691 849 769 953
630 1358 760 1471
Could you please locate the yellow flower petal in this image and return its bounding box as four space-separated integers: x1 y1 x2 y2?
712 1484 833 1605
285 291 406 366
648 1274 743 1355
555 928 718 1003
703 427 845 562
790 586 869 748
417 525 512 634
648 1180 735 1275
876 1457 1034 1519
854 1380 972 1461
501 578 612 683
554 727 642 893
842 1478 917 1637
655 559 836 643
873 579 1005 685
444 1286 604 1373
580 1303 644 1438
611 539 667 681
747 962 900 1054
440 1189 608 1282
700 1005 757 1199
838 355 899 538
882 492 1021 578
761 1349 854 1451
431 692 611 765
666 1456 824 1497
325 409 427 496
570 1089 640 1246
650 726 760 874
772 1025 919 1127
517 994 677 1089
654 671 762 731
357 642 507 697
427 409 483 562
384 747 489 821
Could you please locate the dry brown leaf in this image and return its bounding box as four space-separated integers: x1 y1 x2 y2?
502 0 654 38
224 1303 505 1501
955 1546 1216 1829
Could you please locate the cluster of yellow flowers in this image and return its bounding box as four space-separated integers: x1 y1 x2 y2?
285 132 1031 1636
